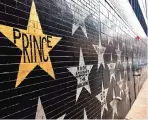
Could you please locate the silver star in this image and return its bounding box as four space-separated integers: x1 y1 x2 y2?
93 39 106 69
110 89 118 119
122 42 125 48
67 48 93 101
108 37 113 45
128 58 132 71
96 82 108 118
66 0 89 38
115 44 122 64
122 56 127 76
117 74 124 96
107 53 116 83
124 81 129 102
35 97 46 120
84 109 88 119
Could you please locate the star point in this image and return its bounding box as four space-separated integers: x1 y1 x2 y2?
84 109 88 119
35 97 46 120
56 114 66 120
108 38 113 45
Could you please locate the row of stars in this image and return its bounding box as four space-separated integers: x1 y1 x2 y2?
29 0 146 119
67 43 130 119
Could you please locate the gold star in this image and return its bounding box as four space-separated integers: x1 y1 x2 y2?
0 0 61 87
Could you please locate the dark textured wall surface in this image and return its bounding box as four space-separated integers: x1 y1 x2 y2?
0 0 147 119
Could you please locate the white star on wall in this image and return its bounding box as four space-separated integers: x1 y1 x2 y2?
128 58 132 71
122 56 127 76
115 44 122 64
122 42 125 48
107 53 116 83
66 0 89 38
84 109 88 119
117 73 124 96
108 37 113 45
96 82 108 118
67 48 93 101
35 97 46 120
110 89 118 119
93 39 106 69
124 81 129 102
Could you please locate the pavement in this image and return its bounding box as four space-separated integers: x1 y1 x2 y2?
126 77 148 119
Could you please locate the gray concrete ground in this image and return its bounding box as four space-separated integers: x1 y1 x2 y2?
126 76 148 119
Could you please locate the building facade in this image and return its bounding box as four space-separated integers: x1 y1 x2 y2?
129 0 148 35
0 0 147 119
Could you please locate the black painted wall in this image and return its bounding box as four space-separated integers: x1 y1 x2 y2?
0 0 147 119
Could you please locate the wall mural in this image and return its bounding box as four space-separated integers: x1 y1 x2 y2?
0 0 147 119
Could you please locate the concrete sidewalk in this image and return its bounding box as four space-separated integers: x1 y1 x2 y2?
126 78 148 119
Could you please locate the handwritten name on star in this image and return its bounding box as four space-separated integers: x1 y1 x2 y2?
13 28 52 63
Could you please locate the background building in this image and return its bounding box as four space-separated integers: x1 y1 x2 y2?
129 0 148 36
